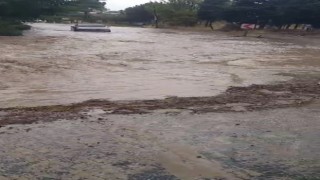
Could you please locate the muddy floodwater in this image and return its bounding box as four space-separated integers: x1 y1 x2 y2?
1 24 320 179
1 23 320 108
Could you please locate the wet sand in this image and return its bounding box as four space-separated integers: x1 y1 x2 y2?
0 24 320 179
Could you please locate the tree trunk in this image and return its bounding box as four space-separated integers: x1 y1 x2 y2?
155 19 159 28
153 7 159 28
205 20 209 27
243 30 249 37
209 21 214 31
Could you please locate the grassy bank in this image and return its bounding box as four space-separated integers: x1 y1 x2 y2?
0 20 31 36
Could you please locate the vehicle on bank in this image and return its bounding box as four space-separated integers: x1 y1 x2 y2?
71 24 111 32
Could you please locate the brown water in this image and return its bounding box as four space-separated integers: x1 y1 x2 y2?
0 23 319 108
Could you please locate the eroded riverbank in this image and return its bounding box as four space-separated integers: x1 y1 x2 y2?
1 76 320 126
0 78 320 179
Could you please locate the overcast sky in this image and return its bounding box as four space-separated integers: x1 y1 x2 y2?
107 0 159 10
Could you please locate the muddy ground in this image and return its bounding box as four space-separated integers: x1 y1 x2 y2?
0 77 320 180
1 76 320 126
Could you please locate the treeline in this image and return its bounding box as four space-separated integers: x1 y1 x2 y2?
121 0 200 27
0 0 60 35
0 0 106 19
118 0 320 28
0 0 106 35
199 0 320 28
1 0 319 33
0 0 66 20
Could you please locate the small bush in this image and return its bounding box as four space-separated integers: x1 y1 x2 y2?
13 24 31 30
0 20 30 36
0 25 22 36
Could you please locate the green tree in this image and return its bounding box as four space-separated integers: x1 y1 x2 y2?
198 0 230 28
125 5 154 23
150 0 199 26
0 0 66 20
167 0 202 11
60 0 106 18
0 0 107 35
228 0 277 25
197 0 320 29
275 0 320 28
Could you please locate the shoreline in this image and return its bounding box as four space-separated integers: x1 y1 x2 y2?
1 76 320 127
0 76 320 179
113 23 320 36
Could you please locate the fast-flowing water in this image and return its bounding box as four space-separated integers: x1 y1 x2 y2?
0 23 319 108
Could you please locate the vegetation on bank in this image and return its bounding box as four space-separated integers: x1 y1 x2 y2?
0 0 106 36
0 20 31 36
112 0 320 29
0 0 319 35
108 1 200 27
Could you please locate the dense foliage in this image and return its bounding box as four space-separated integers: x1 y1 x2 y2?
59 0 106 16
0 0 319 31
0 0 106 19
0 0 66 20
122 1 200 27
120 0 320 28
199 0 320 28
0 0 106 35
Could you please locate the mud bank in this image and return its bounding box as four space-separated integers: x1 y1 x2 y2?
0 78 319 180
1 78 320 127
0 80 319 179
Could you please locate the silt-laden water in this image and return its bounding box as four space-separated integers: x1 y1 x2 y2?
0 23 319 108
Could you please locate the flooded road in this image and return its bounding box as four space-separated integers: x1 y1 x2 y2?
1 23 320 108
1 24 320 179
